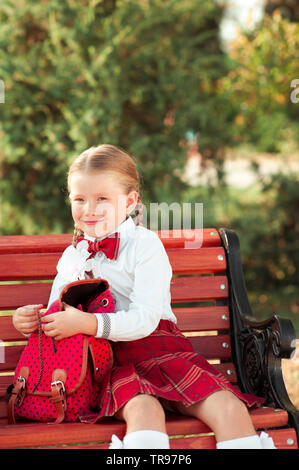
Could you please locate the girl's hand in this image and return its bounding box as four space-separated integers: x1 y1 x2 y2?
12 304 43 335
41 303 97 340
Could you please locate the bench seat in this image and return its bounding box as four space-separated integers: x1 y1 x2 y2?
0 228 298 449
0 408 296 449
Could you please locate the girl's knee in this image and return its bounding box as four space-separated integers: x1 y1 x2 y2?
216 392 250 426
211 392 256 441
182 391 249 425
123 394 165 422
226 394 247 412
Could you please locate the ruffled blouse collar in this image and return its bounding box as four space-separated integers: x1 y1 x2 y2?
56 216 136 282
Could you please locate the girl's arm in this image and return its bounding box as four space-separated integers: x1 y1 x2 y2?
42 271 98 340
94 232 174 342
41 303 97 340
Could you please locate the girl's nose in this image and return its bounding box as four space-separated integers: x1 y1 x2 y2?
85 201 106 218
85 201 97 216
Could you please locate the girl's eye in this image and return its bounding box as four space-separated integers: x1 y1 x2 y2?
72 197 107 202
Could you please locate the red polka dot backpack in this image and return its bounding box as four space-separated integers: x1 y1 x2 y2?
7 279 114 424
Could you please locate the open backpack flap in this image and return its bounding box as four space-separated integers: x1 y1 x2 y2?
7 278 115 424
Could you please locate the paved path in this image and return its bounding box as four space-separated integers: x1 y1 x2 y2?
183 151 299 187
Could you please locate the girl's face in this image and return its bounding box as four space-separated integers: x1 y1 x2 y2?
68 171 138 239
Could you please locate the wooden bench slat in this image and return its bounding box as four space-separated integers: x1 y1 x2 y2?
0 283 52 310
0 407 291 449
0 363 237 402
188 335 231 360
0 406 290 431
0 401 10 420
174 306 230 331
66 428 298 450
158 228 221 248
169 428 298 450
0 229 221 255
215 363 237 383
0 254 59 281
167 247 226 274
0 276 228 310
0 316 25 341
0 306 230 341
0 247 226 280
171 275 228 302
0 234 73 254
0 363 235 394
0 335 232 372
0 345 25 372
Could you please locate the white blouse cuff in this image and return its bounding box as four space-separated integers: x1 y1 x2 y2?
94 313 111 339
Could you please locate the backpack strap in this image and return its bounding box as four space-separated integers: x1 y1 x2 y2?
49 369 67 424
7 366 29 424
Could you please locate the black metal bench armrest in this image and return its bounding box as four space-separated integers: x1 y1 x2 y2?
219 228 299 437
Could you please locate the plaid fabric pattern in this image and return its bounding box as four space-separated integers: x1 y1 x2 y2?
80 320 265 423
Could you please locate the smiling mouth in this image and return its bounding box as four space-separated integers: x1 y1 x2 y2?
84 219 105 225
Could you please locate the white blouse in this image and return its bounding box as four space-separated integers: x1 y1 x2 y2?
47 216 177 342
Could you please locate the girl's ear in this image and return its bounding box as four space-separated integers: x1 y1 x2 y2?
126 190 139 215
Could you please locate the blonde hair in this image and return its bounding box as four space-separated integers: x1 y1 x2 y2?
68 144 143 247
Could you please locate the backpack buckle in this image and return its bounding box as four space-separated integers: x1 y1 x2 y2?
15 376 26 407
51 380 65 393
50 378 67 424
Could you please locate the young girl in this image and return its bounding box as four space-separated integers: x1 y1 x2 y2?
13 144 275 449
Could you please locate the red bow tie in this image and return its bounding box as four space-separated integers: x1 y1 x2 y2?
77 233 120 260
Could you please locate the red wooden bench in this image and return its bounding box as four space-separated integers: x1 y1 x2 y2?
0 227 298 449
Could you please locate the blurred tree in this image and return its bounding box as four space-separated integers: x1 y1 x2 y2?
219 12 299 153
0 0 230 235
226 173 299 292
265 0 299 22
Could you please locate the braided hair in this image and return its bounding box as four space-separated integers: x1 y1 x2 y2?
72 225 84 248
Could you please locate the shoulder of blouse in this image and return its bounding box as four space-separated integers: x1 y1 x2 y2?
133 225 171 267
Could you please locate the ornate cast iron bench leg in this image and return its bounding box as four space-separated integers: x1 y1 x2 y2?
219 228 299 442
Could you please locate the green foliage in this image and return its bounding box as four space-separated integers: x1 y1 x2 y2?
182 172 299 334
0 2 297 333
250 172 299 290
219 12 299 152
0 0 229 234
229 172 299 335
187 172 299 292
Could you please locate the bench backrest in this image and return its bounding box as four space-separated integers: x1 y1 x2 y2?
0 228 236 423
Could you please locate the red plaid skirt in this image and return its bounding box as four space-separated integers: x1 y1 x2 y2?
81 320 264 423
